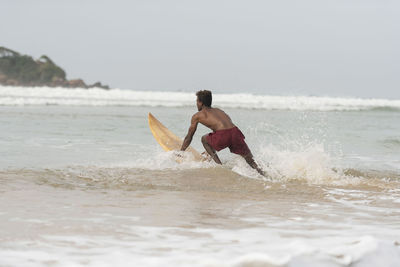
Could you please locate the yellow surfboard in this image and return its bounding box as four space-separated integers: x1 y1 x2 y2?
148 113 204 161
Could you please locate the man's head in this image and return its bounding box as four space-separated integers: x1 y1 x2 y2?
196 90 212 111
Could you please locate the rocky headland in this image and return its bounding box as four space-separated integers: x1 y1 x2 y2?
0 47 109 89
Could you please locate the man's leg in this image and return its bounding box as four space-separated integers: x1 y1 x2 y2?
242 152 265 176
201 135 222 164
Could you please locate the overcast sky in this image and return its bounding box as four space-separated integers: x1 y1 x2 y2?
1 0 399 98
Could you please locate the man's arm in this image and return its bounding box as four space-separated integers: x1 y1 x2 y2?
180 114 199 151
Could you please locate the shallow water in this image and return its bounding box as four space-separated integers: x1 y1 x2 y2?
0 87 400 266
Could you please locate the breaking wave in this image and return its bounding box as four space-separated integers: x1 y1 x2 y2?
5 147 399 192
1 86 400 111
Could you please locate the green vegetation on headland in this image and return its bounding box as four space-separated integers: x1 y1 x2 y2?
0 47 109 89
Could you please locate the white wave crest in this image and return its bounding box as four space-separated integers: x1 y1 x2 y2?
1 85 400 111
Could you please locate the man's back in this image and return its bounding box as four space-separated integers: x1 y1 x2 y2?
197 107 236 132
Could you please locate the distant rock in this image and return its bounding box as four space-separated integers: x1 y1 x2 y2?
0 47 110 89
88 81 109 89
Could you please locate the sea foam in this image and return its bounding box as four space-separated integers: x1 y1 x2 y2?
1 86 399 111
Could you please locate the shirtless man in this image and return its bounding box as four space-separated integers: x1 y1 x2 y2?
180 90 265 176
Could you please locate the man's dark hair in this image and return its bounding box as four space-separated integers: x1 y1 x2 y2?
196 90 212 107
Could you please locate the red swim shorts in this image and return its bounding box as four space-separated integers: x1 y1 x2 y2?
206 127 250 156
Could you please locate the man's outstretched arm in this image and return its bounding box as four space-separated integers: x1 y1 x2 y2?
180 114 199 151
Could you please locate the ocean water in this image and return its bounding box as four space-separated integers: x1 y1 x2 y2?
0 86 399 267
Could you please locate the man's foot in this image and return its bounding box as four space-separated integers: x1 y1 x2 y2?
201 151 212 162
243 153 266 176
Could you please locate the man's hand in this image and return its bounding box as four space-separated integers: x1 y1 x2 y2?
174 150 184 158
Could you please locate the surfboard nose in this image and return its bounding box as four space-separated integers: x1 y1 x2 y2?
148 113 204 161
